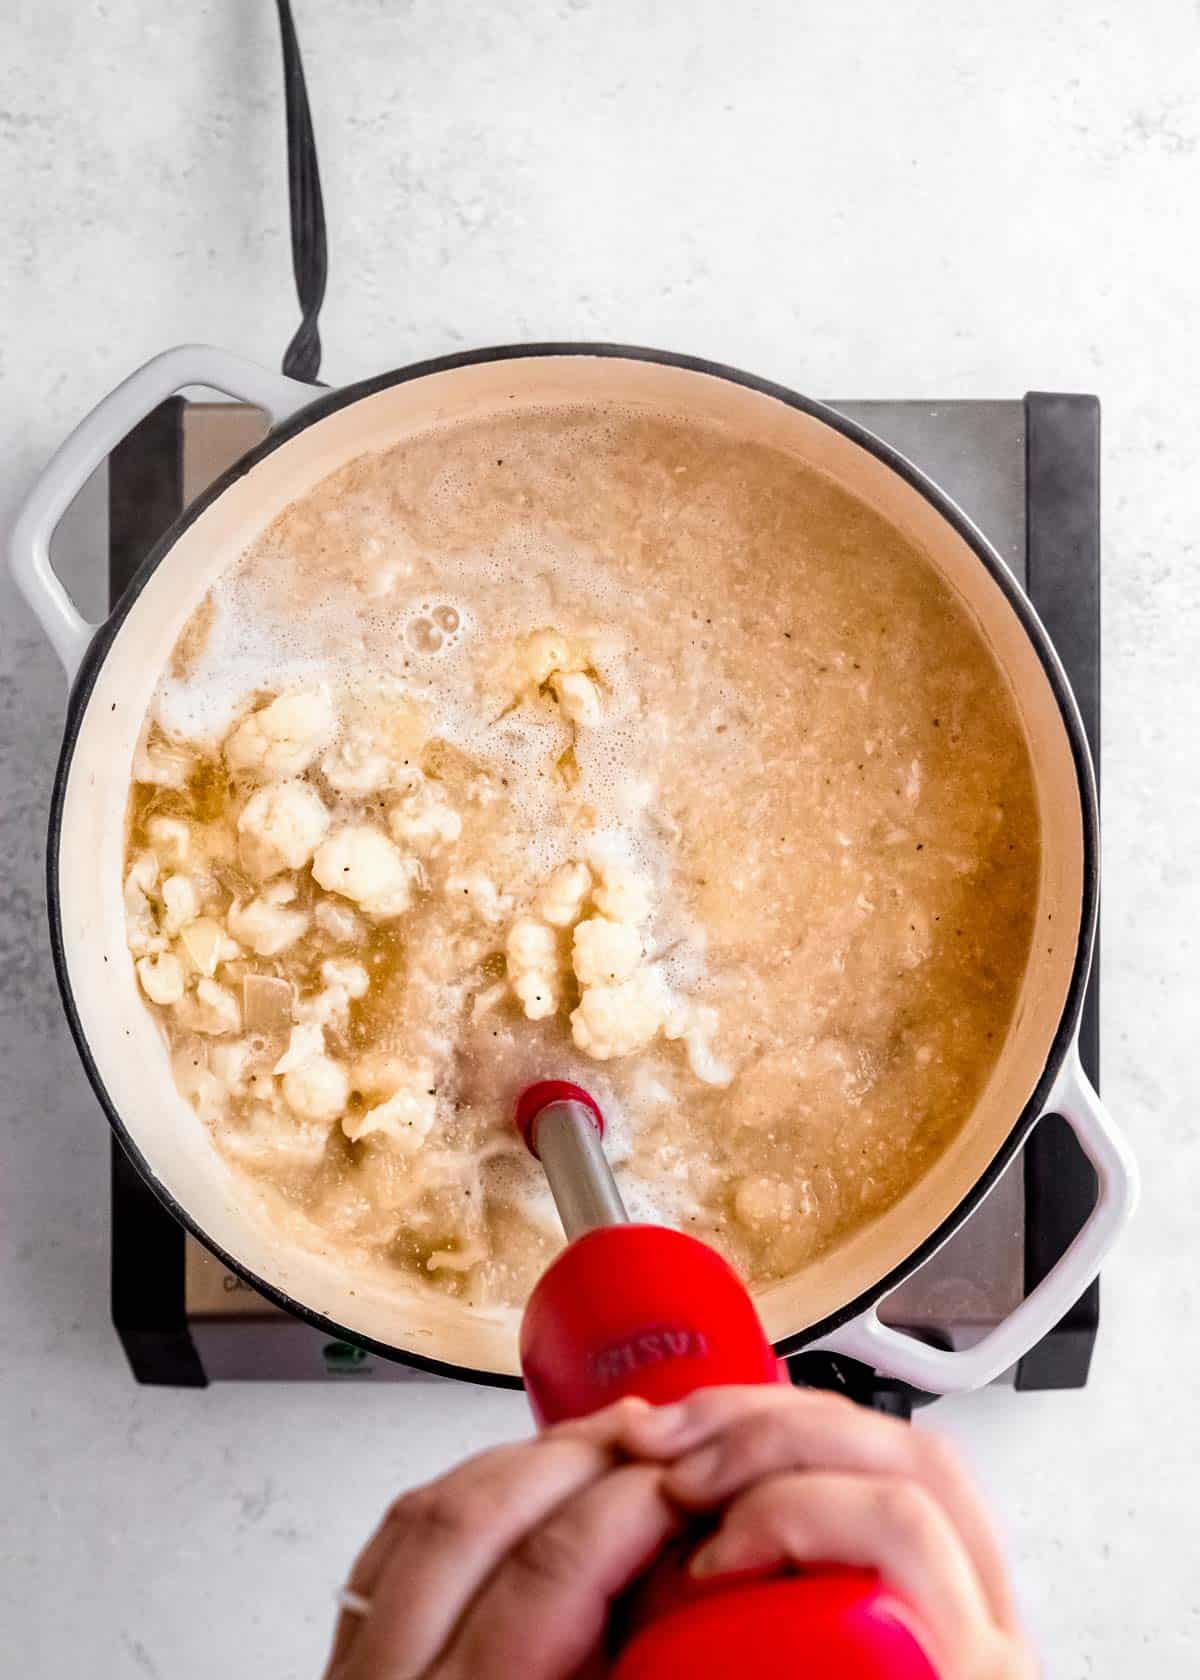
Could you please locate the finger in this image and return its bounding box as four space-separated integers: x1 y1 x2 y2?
549 1393 653 1446
326 1399 651 1673
617 1383 829 1457
689 1470 1000 1675
619 1383 895 1454
910 1423 1019 1633
328 1432 620 1679
665 1395 1018 1629
627 1386 1017 1630
324 1443 526 1674
438 1463 681 1680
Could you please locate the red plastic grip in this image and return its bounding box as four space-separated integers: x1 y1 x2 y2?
520 1224 782 1425
514 1079 605 1157
612 1569 940 1680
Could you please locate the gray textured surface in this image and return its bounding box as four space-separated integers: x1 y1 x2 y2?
1 2 1196 1675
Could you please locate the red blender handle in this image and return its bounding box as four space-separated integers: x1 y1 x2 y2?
611 1568 940 1680
518 1079 785 1418
515 1082 941 1679
521 1221 784 1423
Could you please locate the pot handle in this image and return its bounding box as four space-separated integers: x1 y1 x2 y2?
7 345 321 683
806 1042 1138 1393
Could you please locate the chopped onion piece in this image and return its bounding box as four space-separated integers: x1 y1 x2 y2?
243 973 294 1032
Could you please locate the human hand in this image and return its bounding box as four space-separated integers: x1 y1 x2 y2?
323 1397 678 1680
325 1385 1035 1680
617 1385 1038 1680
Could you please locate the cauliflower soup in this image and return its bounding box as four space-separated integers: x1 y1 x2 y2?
122 405 1040 1308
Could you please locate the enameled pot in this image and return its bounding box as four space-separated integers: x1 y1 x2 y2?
10 342 1138 1391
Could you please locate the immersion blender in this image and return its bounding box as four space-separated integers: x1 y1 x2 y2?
516 1080 940 1680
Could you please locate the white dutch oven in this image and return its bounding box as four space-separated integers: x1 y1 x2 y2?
10 342 1138 1391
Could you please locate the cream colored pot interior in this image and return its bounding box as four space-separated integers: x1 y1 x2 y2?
56 356 1084 1376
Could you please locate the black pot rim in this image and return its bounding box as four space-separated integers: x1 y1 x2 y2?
46 340 1098 1390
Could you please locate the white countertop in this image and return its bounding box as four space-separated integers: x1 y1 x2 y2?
2 2 1196 1674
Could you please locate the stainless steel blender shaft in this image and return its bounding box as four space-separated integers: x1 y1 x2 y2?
534 1100 628 1239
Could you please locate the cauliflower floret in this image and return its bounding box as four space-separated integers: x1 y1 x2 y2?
445 870 511 926
224 688 335 780
570 969 666 1061
551 669 603 728
228 884 311 957
679 1029 732 1088
349 1053 411 1100
591 859 653 926
312 825 419 918
237 780 330 880
222 1105 331 1168
497 623 633 721
343 1062 438 1149
320 959 369 1000
572 916 643 986
128 850 158 893
508 629 578 693
178 917 241 977
537 860 592 927
314 897 364 944
274 1023 349 1122
734 1175 795 1230
508 971 555 1020
664 998 733 1088
320 723 394 797
124 852 165 956
296 959 369 1029
496 627 596 735
320 695 426 796
196 977 242 1036
505 917 560 1020
209 1039 252 1093
282 1057 350 1123
172 1052 228 1124
247 1073 281 1107
136 951 184 1006
507 917 558 971
176 977 242 1036
274 1022 325 1073
387 784 462 856
133 734 193 789
160 874 200 936
296 989 346 1029
497 629 610 731
146 816 191 869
